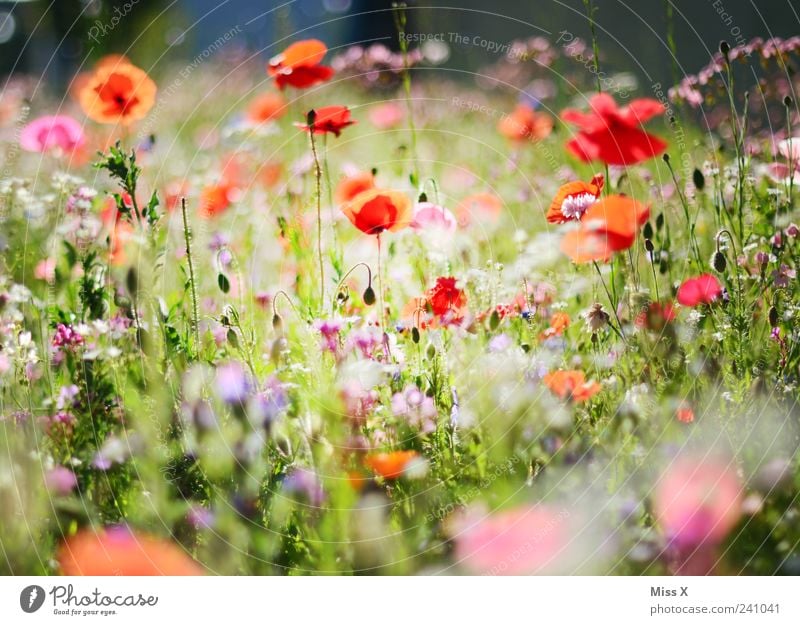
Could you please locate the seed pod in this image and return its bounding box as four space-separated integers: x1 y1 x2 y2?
418 192 428 203
719 40 731 56
769 306 779 327
784 96 793 107
656 213 664 231
662 153 670 164
363 285 376 306
712 251 727 273
126 267 138 295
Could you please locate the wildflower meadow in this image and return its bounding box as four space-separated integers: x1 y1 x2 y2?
1 0 800 588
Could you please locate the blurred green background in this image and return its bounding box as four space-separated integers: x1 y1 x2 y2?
0 0 798 88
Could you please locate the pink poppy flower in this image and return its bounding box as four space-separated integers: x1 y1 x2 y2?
34 258 57 281
764 136 800 184
368 102 405 129
20 115 85 154
411 202 457 233
453 504 570 574
654 455 742 572
676 274 723 306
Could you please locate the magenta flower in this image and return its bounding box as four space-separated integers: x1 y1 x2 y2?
45 466 78 495
20 115 85 154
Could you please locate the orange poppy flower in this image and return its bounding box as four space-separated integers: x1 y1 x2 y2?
199 155 243 218
543 370 601 402
560 194 649 263
547 174 604 223
58 527 204 575
498 104 554 142
455 192 503 226
335 171 375 204
540 311 570 340
341 188 412 235
295 105 355 137
364 450 419 479
246 91 286 124
268 39 335 90
79 62 156 125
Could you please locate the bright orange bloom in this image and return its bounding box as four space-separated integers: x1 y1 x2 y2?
540 311 570 340
341 188 412 235
58 527 203 575
547 174 604 223
296 105 355 137
246 91 286 124
268 39 334 90
335 171 375 204
199 155 242 218
543 370 601 402
364 450 419 479
498 104 553 142
560 194 649 263
79 62 156 125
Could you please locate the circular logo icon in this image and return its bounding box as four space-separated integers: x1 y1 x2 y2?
20 585 45 613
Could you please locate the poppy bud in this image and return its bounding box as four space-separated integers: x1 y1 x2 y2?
363 285 376 306
418 192 428 202
656 213 664 231
662 153 670 164
218 273 230 293
719 40 730 57
712 251 727 273
426 343 436 359
412 326 420 344
769 306 779 327
643 222 654 240
227 328 239 349
644 239 655 253
489 309 500 330
272 313 283 332
306 109 317 126
784 96 794 107
693 168 705 191
126 267 138 295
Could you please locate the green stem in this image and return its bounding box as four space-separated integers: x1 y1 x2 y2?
308 120 325 309
181 198 201 358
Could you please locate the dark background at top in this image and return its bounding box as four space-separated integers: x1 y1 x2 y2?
0 0 798 90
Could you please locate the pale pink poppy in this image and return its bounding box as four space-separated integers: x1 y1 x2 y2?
764 136 800 184
20 115 85 154
368 102 404 129
453 504 570 575
654 455 742 552
411 201 457 233
34 258 57 281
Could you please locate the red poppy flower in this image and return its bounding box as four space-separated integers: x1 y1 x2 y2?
547 174 604 223
676 274 723 306
268 39 334 90
58 527 203 575
635 300 677 331
539 311 570 340
335 171 375 204
295 105 355 137
543 370 601 402
426 276 467 317
498 104 553 142
676 404 695 423
560 194 650 263
79 62 157 126
364 450 419 479
341 188 412 235
562 93 667 166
